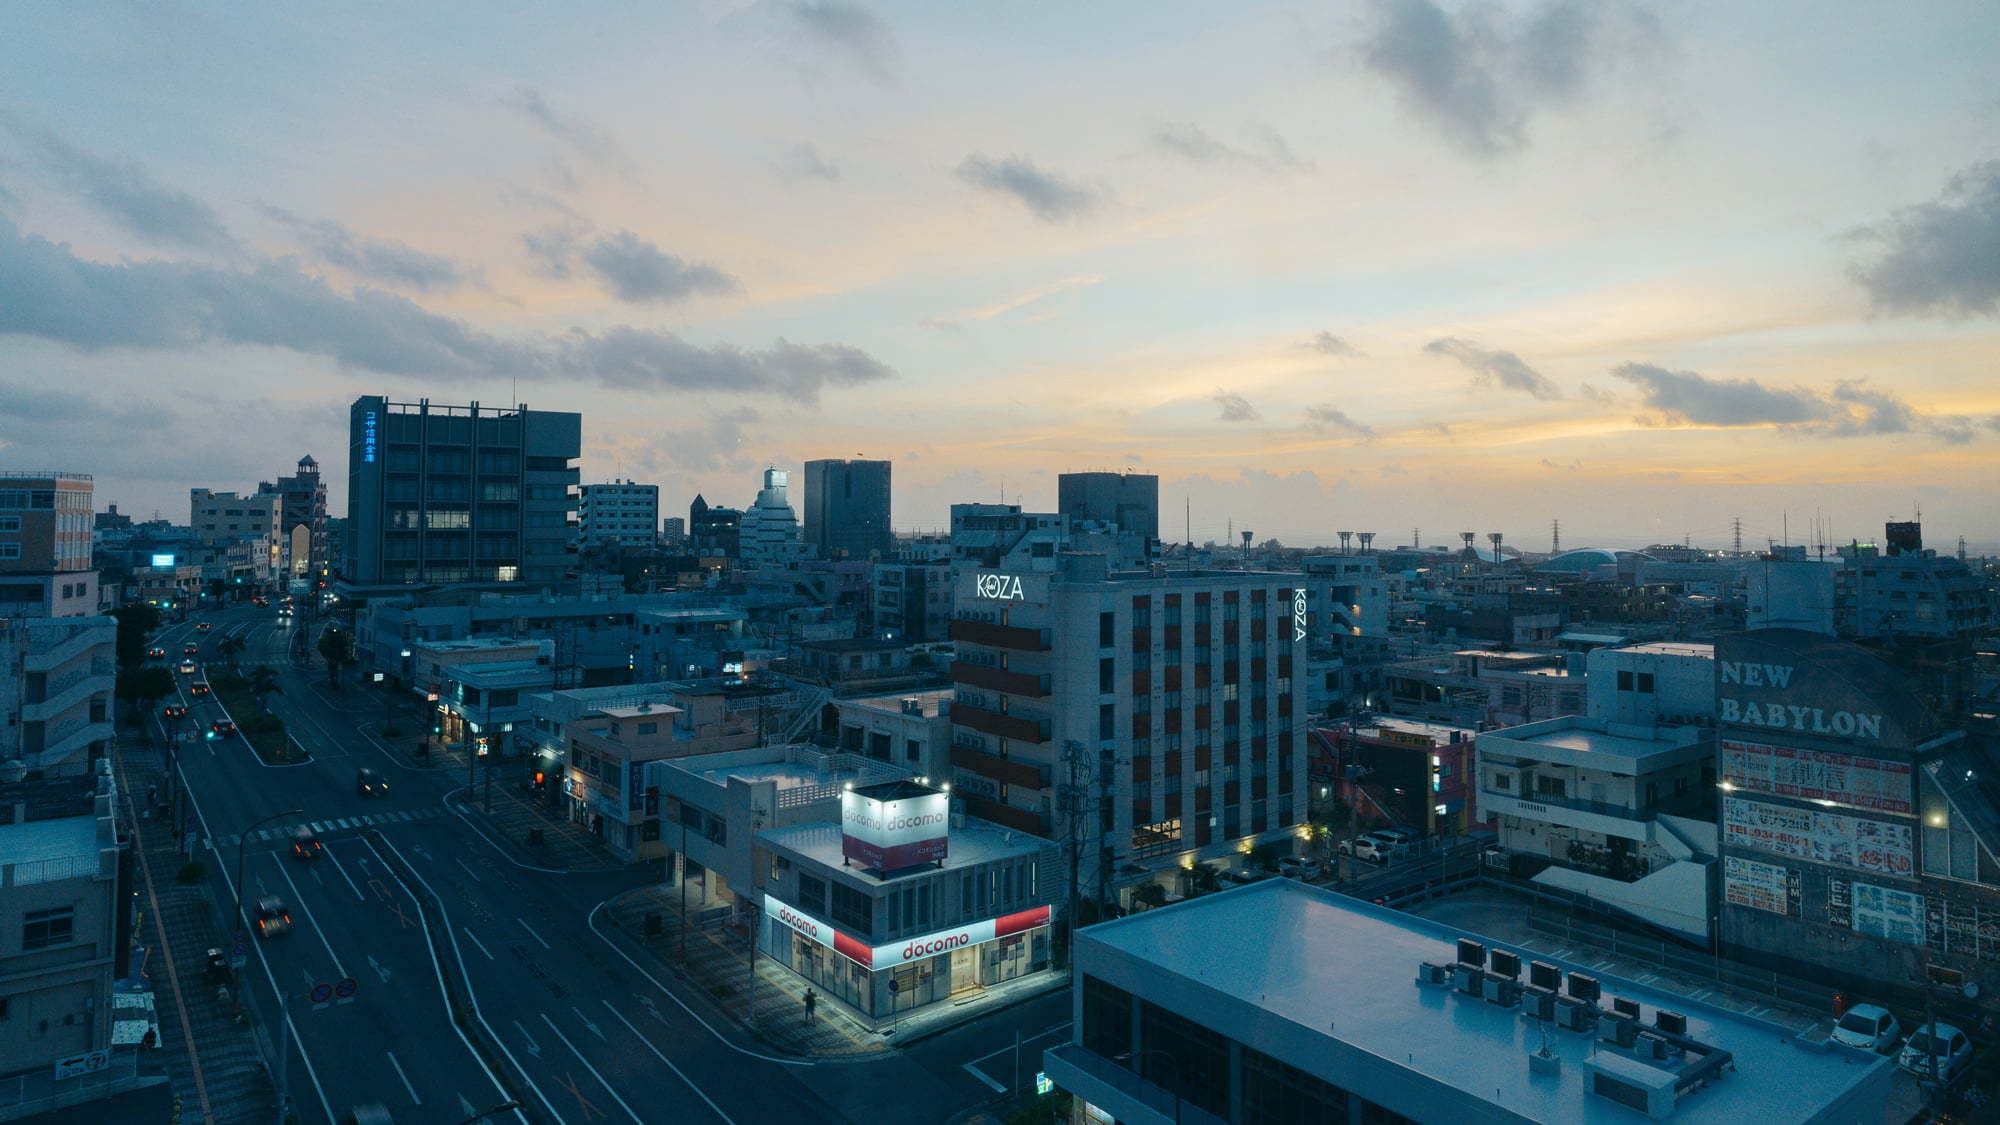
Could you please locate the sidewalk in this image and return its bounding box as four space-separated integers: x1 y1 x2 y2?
111 740 282 1125
426 739 631 872
598 885 1067 1060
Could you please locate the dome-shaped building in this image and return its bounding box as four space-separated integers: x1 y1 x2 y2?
1535 547 1657 574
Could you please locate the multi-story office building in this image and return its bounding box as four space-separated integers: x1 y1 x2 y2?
1044 879 1891 1125
660 516 687 542
578 480 660 550
739 468 805 563
873 561 953 642
803 458 892 560
687 495 742 559
343 397 581 587
258 455 329 582
0 472 94 576
1057 471 1158 541
0 616 116 771
189 488 283 588
948 554 1309 903
1837 521 1996 641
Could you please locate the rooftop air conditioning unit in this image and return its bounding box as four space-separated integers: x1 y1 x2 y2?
1524 986 1557 1022
1556 997 1596 1031
1600 1014 1638 1049
1638 1033 1672 1061
1454 964 1485 998
901 697 924 715
1418 962 1453 987
1484 975 1521 1008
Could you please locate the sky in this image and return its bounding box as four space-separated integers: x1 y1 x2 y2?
2 1 1997 552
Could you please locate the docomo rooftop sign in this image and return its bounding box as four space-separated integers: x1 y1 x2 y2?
765 895 1051 971
842 788 949 870
1719 660 1884 742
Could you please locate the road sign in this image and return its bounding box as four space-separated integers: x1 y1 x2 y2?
309 983 333 1006
333 977 359 1003
888 978 900 993
228 939 246 970
1035 1072 1053 1096
53 1050 109 1080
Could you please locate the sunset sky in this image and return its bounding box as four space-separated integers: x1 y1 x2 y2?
2 1 1997 551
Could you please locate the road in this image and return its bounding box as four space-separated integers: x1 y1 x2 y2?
149 603 1041 1125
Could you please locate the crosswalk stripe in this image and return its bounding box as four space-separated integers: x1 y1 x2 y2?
335 818 356 829
308 821 326 833
395 810 415 821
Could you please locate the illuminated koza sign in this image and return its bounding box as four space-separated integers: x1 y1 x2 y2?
1718 661 1884 741
841 787 950 870
1292 587 1308 642
974 573 1026 601
765 895 1050 971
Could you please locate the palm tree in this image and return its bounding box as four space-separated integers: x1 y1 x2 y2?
247 666 282 715
217 635 247 664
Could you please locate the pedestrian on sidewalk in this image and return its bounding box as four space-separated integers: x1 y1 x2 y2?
804 988 818 1024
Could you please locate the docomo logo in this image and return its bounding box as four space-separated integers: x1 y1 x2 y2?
903 930 975 961
775 904 820 940
974 573 1026 601
847 806 946 834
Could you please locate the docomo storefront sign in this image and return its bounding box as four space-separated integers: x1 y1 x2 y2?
765 895 1051 971
842 788 950 870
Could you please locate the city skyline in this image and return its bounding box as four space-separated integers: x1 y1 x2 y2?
3 2 1998 549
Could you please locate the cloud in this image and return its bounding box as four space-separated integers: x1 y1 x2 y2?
2 119 232 249
1539 458 1581 471
774 141 842 183
500 86 618 165
0 216 886 402
663 407 761 472
784 1 899 82
578 230 737 303
1423 336 1561 399
1850 160 2000 317
1613 362 1976 444
522 225 580 278
1358 0 1661 158
1306 331 1364 358
1421 421 1454 439
1213 390 1260 422
1151 121 1309 173
1304 404 1375 438
258 206 467 292
920 274 1103 329
954 154 1103 222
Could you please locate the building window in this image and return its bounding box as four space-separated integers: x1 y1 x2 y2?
1081 975 1134 1059
1534 775 1567 799
1099 704 1116 741
1099 612 1116 648
23 907 74 951
1132 819 1182 857
1100 657 1115 693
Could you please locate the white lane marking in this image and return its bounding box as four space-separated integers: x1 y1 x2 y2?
513 1020 542 1058
572 1006 604 1041
540 1012 642 1124
369 834 553 1125
518 917 551 950
463 928 495 961
969 1021 1072 1064
272 855 347 979
322 846 365 901
601 1001 737 1125
962 1062 1006 1094
585 901 808 1068
386 1051 421 1104
456 859 484 883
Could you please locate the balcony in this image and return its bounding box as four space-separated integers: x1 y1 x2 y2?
1478 788 1652 841
1042 1043 1227 1125
951 745 1049 790
949 619 1050 652
951 661 1051 697
953 703 1051 744
20 669 114 724
956 793 1046 835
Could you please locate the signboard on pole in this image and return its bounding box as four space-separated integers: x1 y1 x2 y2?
53 1050 109 1080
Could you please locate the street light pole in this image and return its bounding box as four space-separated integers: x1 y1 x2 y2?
232 807 303 1019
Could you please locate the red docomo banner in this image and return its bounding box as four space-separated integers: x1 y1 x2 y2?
763 895 1052 972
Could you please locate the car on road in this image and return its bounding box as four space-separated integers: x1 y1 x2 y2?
357 768 389 798
251 597 268 607
254 896 291 938
190 683 211 697
1899 1021 1974 1083
210 719 236 736
196 622 212 632
147 647 166 659
290 826 322 861
163 704 188 719
278 606 294 618
1278 856 1321 880
183 643 200 656
1831 1003 1901 1054
177 659 198 674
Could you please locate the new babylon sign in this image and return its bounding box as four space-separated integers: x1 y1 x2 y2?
765 895 1051 971
1718 660 1885 742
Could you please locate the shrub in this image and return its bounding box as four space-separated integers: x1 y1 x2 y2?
176 861 207 885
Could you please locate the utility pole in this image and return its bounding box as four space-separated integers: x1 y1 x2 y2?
1061 740 1092 967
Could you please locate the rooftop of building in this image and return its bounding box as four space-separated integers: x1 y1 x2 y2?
1479 715 1712 769
1080 879 1885 1125
447 660 555 689
841 688 953 718
761 816 1046 884
1537 547 1660 573
795 637 909 654
1613 641 1716 659
0 772 101 825
665 745 906 795
1337 715 1477 744
0 815 101 867
414 637 544 654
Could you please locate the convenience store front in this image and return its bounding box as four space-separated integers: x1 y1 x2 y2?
762 895 1051 1024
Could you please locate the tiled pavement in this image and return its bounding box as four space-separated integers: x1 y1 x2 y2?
114 742 281 1125
428 742 631 871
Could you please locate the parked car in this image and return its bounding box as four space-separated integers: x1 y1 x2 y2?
356 768 389 798
1372 827 1423 855
254 896 291 938
1278 856 1321 880
1831 1003 1901 1054
210 719 237 736
1338 834 1394 864
1219 868 1271 887
1900 1022 1974 1083
147 647 167 659
290 826 322 861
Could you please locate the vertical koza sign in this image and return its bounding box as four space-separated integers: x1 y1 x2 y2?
842 786 950 870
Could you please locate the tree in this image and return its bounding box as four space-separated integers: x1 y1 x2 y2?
1190 863 1222 895
109 603 163 669
116 666 177 726
217 635 247 663
1131 883 1169 911
316 626 354 688
247 666 282 714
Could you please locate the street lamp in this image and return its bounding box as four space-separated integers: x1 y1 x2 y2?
1114 1048 1185 1125
232 807 303 1018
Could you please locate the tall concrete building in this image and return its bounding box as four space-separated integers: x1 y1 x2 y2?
189 488 283 588
1058 472 1159 541
259 455 328 582
0 472 99 618
739 468 804 563
344 397 581 587
949 553 1308 905
802 458 891 560
0 616 117 771
578 480 660 549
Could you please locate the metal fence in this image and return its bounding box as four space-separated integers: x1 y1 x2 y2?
1521 911 1840 1015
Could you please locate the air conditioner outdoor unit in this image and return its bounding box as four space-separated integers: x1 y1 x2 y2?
1600 1014 1638 1048
1454 965 1485 997
1556 997 1596 1031
1418 962 1452 986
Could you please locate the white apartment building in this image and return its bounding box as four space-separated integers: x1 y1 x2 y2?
188 489 283 586
1586 642 1715 726
0 617 116 772
948 553 1309 903
577 480 660 549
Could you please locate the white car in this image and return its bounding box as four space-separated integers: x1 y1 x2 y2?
1278 856 1321 880
1898 1021 1973 1083
1338 835 1393 864
1830 1003 1900 1054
